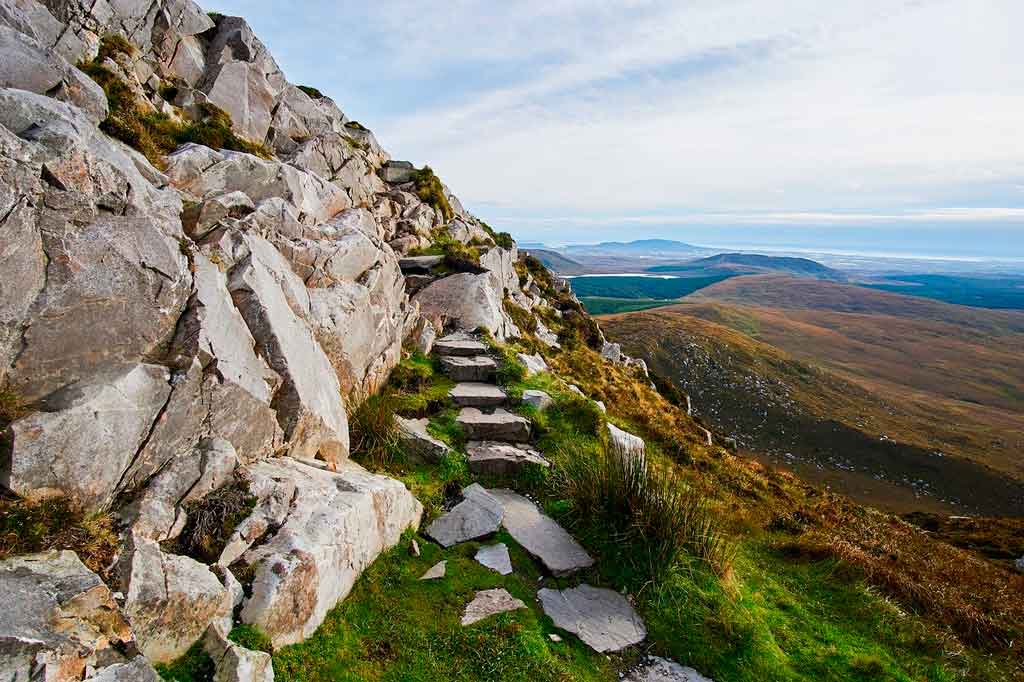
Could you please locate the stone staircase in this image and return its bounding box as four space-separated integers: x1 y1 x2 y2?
415 332 677 664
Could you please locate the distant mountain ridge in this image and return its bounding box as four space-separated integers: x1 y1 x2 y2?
648 253 848 281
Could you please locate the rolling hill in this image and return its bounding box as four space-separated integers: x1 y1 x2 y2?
647 253 848 281
599 275 1024 518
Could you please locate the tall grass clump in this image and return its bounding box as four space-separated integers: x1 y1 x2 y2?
412 166 454 222
349 391 404 468
555 446 733 582
173 482 256 563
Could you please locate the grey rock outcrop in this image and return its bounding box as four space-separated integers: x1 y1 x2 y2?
521 390 553 412
414 273 519 342
517 353 548 376
607 423 646 468
203 626 275 682
118 535 233 663
0 550 134 682
86 657 162 682
395 416 451 463
238 458 422 647
3 363 172 511
538 584 646 652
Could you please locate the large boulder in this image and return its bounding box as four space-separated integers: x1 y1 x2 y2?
413 273 519 342
607 423 646 468
118 534 234 664
0 89 190 401
3 363 171 510
227 233 349 464
237 458 422 647
0 550 134 682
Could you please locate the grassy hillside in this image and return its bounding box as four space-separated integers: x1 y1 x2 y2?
578 297 679 315
648 253 847 281
600 305 1024 518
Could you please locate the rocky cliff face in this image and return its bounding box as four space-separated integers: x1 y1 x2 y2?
0 0 559 677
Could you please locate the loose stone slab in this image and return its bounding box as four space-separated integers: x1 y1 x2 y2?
457 408 531 442
461 588 527 626
435 334 489 357
487 489 593 576
517 352 548 376
624 656 714 682
398 255 444 272
538 584 646 652
419 560 447 580
467 441 549 475
396 416 451 462
450 382 507 407
424 483 504 547
607 423 646 468
441 355 497 382
475 543 513 575
522 389 553 412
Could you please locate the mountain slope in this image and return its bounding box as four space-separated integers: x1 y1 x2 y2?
647 253 847 281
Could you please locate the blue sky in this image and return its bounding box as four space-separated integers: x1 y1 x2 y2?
206 1 1024 257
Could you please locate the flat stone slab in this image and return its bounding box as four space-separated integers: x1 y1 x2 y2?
424 484 504 548
419 560 447 580
441 355 497 382
475 543 513 575
624 657 714 682
522 389 553 411
487 489 593 576
461 588 526 626
450 382 507 407
435 334 489 357
467 441 549 476
399 255 444 272
396 416 451 462
457 408 531 443
538 584 646 653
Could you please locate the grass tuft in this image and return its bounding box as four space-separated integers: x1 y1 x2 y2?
297 85 324 99
229 624 274 653
412 166 454 222
349 392 404 468
172 482 256 564
155 641 215 682
0 496 118 580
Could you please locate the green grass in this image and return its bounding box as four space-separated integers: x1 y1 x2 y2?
568 275 733 300
413 166 454 222
297 85 324 99
229 624 273 653
272 529 614 682
579 297 679 315
155 641 214 682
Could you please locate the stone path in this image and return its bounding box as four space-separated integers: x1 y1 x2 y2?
466 441 549 476
395 416 450 462
488 489 594 576
461 588 526 625
475 543 513 575
441 356 497 382
422 332 668 663
424 484 503 547
537 585 646 652
456 407 531 442
449 382 507 407
623 657 715 681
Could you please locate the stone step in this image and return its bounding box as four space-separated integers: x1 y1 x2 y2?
424 484 503 548
441 356 496 382
624 657 714 681
449 383 507 407
456 408 531 442
538 584 646 653
466 441 549 475
435 334 489 357
486 488 593 576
